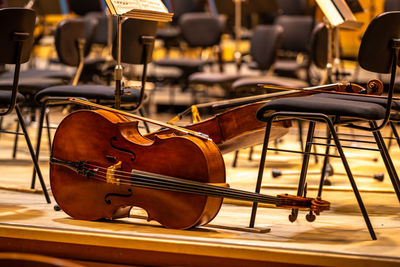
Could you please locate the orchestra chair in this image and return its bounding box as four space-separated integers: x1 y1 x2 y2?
276 0 308 16
230 22 324 167
273 15 315 79
31 18 158 189
153 12 224 92
0 7 50 203
8 13 102 160
385 0 400 12
156 0 206 55
251 11 400 240
67 0 118 84
66 0 105 16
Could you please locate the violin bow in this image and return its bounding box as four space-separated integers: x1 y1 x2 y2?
69 98 211 141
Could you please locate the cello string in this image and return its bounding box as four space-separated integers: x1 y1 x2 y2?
82 165 280 203
79 165 283 205
83 171 287 205
84 163 280 202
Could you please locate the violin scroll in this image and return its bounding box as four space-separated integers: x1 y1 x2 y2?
276 194 330 215
335 79 383 95
366 79 384 95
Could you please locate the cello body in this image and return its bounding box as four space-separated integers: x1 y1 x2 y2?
50 109 226 229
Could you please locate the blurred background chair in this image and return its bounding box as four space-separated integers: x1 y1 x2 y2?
31 17 158 188
0 7 50 203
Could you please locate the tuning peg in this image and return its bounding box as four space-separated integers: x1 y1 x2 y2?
288 210 298 222
306 211 316 222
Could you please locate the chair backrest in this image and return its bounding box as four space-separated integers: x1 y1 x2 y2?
85 12 117 46
250 25 282 71
0 8 36 64
112 19 158 65
179 12 223 48
171 0 204 20
54 18 86 67
309 22 328 69
358 11 400 74
276 0 308 15
358 11 400 131
67 0 104 16
274 15 314 53
384 0 400 12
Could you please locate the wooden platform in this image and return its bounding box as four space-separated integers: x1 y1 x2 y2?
0 112 400 266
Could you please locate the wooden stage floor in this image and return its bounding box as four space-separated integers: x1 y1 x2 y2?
0 113 400 266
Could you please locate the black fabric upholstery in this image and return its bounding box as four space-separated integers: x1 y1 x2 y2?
155 58 210 70
315 93 400 110
0 77 63 94
0 69 73 80
0 78 63 95
35 85 141 104
189 72 240 84
256 96 387 122
0 90 24 105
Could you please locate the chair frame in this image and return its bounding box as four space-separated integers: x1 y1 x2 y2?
250 13 400 240
0 8 50 203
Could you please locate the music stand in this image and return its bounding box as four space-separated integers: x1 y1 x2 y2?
112 18 157 109
315 0 363 83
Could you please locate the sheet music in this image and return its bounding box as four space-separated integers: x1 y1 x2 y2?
140 0 166 12
112 0 141 14
111 0 166 14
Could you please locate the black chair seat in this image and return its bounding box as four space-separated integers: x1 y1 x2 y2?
0 91 24 106
0 69 73 80
256 95 387 122
154 58 211 69
189 72 240 84
0 77 64 95
274 59 301 77
156 26 181 39
35 85 141 104
315 93 400 110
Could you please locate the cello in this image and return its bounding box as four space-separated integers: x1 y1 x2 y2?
50 107 330 229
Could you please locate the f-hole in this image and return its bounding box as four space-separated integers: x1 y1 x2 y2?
110 136 136 162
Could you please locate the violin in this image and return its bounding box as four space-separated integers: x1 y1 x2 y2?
50 109 330 229
146 102 291 154
145 80 383 154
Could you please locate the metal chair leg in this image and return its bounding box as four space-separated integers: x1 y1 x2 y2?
249 120 274 228
370 121 400 203
326 118 376 240
31 104 46 189
12 120 20 159
290 121 316 222
45 108 52 153
318 130 332 197
232 150 239 168
389 121 400 149
16 105 51 204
